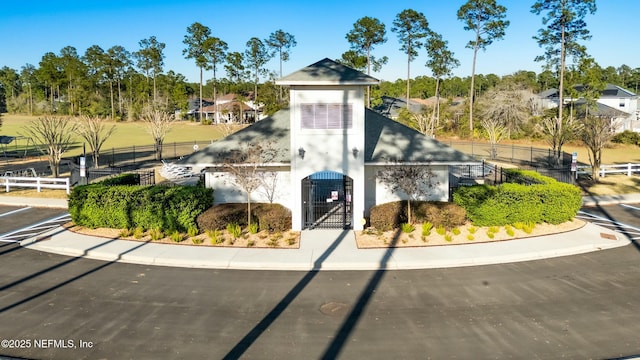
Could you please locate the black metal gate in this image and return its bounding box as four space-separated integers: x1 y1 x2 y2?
302 171 353 229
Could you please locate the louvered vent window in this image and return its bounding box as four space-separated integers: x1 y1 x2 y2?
301 103 353 129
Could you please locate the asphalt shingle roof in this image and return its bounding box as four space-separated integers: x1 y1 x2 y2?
180 108 478 166
275 58 379 86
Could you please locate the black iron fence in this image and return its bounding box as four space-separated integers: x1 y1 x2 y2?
451 162 574 186
445 141 573 168
69 163 155 186
93 140 214 168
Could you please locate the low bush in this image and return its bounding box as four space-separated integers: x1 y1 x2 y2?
197 203 291 232
453 170 581 226
369 201 466 231
69 182 213 232
612 130 640 146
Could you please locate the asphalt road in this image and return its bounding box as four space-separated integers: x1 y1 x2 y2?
0 205 639 359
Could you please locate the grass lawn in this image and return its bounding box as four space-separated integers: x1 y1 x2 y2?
4 114 640 164
0 114 244 157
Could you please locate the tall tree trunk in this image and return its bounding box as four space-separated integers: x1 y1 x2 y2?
199 66 203 122
469 44 479 135
556 24 567 166
110 80 115 119
406 44 411 109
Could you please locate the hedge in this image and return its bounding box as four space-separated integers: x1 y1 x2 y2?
68 182 213 232
453 170 581 226
196 203 292 232
369 201 466 231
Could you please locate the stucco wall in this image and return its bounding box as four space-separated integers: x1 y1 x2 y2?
289 85 367 230
205 167 292 208
364 164 450 216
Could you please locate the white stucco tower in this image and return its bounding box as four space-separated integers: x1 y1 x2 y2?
276 58 379 231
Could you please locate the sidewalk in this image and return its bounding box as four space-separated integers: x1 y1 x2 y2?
2 194 637 271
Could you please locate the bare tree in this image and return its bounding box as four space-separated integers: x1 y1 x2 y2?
579 116 616 181
21 116 77 177
538 116 577 167
75 115 116 168
141 108 176 160
480 117 507 159
258 171 280 204
377 161 439 224
221 141 280 226
476 84 532 138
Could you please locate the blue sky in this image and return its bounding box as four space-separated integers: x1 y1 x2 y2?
1 0 636 83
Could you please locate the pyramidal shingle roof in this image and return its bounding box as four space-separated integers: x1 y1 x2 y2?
179 109 478 166
275 58 380 86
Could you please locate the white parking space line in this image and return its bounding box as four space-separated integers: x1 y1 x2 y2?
0 213 71 243
620 203 640 212
0 207 31 218
577 210 640 236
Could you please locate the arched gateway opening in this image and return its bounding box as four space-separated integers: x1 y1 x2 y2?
301 171 353 230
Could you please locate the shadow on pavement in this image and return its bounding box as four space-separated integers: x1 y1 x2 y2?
0 230 151 314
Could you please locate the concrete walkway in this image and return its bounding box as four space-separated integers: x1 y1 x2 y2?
2 194 637 271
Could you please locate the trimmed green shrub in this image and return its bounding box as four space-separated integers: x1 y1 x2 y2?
453 170 581 226
68 182 213 232
612 130 640 146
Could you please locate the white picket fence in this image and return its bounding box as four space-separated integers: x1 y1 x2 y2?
576 163 640 178
0 176 70 194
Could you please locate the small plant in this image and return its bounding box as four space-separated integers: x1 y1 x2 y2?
401 223 415 233
187 226 199 237
268 237 279 247
513 222 525 230
149 228 164 241
505 226 515 237
523 222 536 234
227 223 242 239
468 226 477 234
444 233 453 242
287 237 296 246
207 229 223 244
452 227 461 236
436 225 446 236
247 239 255 247
170 231 183 242
119 228 134 238
422 222 433 236
192 237 204 244
133 226 145 239
487 231 495 239
489 226 500 234
421 235 428 243
248 222 259 234
467 234 474 241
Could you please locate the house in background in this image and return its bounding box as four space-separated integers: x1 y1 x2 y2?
536 84 640 132
181 58 480 231
180 94 261 123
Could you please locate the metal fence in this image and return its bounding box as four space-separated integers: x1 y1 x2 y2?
69 163 155 186
93 140 214 168
445 141 573 168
